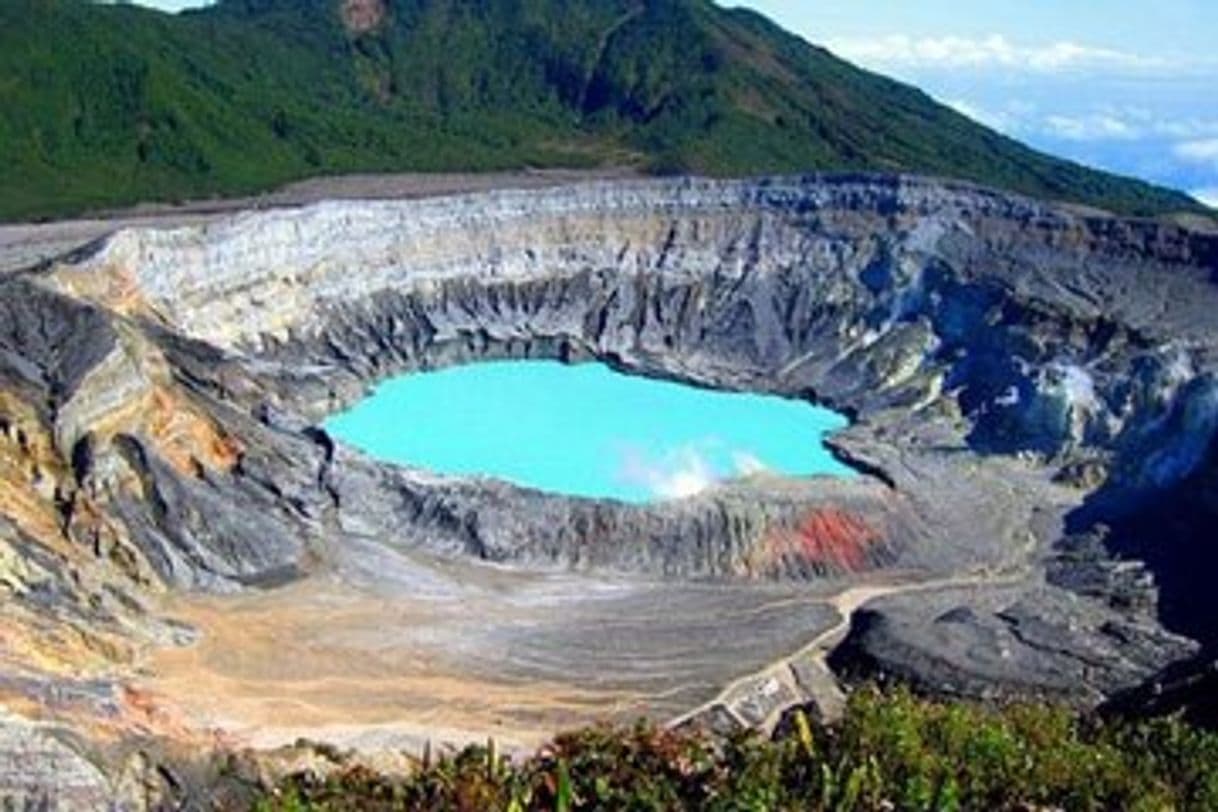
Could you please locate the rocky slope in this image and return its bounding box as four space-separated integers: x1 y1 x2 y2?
0 174 1216 806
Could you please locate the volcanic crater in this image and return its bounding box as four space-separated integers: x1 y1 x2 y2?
2 174 1216 796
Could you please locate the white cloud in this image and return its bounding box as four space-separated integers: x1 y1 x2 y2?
1175 138 1218 166
940 98 1218 151
1043 113 1142 141
1193 188 1218 208
818 31 1218 197
827 33 1187 75
1154 119 1218 139
1043 112 1218 143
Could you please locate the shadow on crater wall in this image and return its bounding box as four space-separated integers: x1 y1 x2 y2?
1065 437 1218 654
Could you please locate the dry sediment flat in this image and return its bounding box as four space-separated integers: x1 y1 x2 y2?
142 541 843 753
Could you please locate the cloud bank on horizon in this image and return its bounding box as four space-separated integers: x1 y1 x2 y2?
743 0 1218 207
824 34 1190 75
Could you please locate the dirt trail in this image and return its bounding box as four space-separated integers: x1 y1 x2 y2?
670 529 1041 731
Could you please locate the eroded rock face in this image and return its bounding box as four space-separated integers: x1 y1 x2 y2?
1 174 1216 800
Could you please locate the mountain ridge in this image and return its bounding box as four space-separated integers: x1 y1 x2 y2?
0 0 1204 220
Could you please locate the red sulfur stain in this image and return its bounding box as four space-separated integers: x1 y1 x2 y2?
755 508 881 574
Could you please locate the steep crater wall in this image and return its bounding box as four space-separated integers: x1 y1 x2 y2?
60 175 1218 500
3 174 1215 717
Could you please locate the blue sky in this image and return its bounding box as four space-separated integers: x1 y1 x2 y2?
740 1 1218 206
127 1 1218 205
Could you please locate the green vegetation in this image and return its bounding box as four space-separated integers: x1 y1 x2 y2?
0 0 1204 221
253 686 1218 811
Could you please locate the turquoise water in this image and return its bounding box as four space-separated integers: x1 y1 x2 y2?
325 360 854 503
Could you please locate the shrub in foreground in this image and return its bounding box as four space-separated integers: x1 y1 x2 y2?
254 686 1218 811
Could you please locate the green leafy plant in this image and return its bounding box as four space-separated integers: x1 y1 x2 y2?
554 759 573 812
253 685 1218 811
